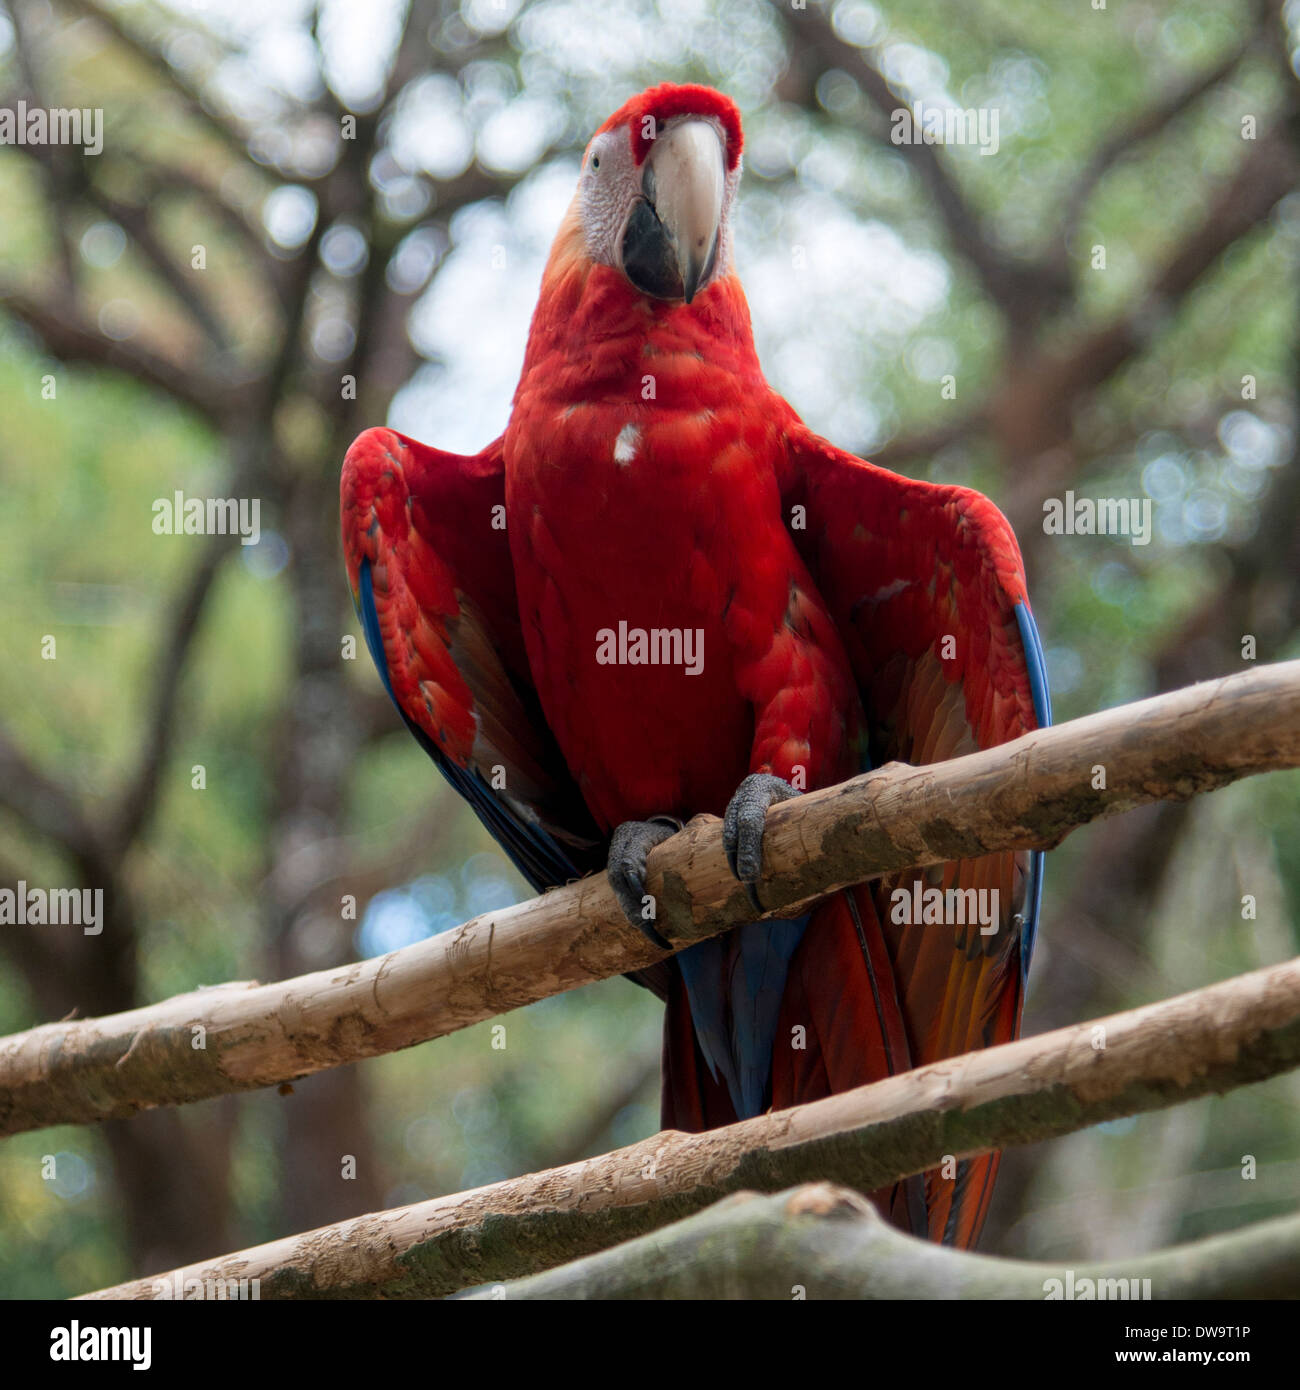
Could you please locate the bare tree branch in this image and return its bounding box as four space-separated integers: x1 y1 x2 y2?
774 0 1069 327
132 159 283 296
81 183 233 352
57 0 257 162
0 731 103 865
2 659 1299 1135
77 953 1300 1298
466 1183 1300 1299
111 538 229 850
6 9 80 292
868 409 988 470
997 124 1298 531
0 286 246 423
1058 30 1265 246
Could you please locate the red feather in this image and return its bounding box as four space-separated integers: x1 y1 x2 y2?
597 82 743 169
342 84 1048 1251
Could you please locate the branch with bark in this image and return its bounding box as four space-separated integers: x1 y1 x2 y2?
1056 29 1265 247
0 287 245 424
2 659 1299 1137
57 0 257 161
774 0 1069 325
459 1183 1300 1300
78 953 1300 1298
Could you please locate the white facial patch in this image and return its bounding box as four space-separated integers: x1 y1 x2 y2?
577 116 741 288
613 423 640 466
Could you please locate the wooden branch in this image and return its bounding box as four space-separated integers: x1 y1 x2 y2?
79 954 1300 1298
7 15 81 294
775 0 1069 324
3 660 1300 1136
995 124 1298 479
111 539 229 850
0 730 104 867
458 1183 1300 1300
0 287 245 424
57 0 256 163
81 184 232 352
1058 31 1262 239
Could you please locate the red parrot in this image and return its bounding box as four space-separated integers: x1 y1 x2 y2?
341 83 1049 1249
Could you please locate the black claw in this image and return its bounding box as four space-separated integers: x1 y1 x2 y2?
607 817 680 950
721 773 802 908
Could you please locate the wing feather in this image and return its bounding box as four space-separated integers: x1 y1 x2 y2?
782 421 1050 1246
341 427 603 894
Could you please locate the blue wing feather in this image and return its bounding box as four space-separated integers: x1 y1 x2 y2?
676 916 809 1120
1014 600 1052 980
358 559 583 893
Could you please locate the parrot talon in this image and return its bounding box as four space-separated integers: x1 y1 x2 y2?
607 817 682 949
722 773 801 906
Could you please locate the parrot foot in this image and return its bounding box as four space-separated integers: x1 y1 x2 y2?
723 773 801 913
607 817 682 950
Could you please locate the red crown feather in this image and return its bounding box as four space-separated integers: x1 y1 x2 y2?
596 82 743 171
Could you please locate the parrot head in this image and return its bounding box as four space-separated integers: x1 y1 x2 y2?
574 83 744 305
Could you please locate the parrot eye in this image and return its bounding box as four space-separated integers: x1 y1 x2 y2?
591 155 600 171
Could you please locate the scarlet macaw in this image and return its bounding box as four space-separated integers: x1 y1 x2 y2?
341 83 1049 1248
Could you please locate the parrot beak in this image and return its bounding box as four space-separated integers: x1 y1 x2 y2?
621 119 725 304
